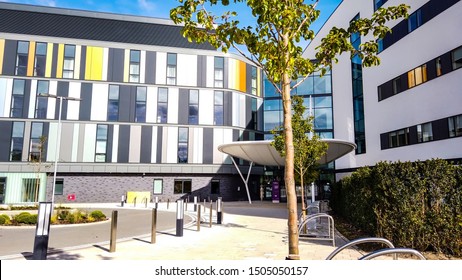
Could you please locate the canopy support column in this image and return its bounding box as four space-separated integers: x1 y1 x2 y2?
230 157 253 204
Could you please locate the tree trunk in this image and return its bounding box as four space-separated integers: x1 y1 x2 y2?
282 70 299 260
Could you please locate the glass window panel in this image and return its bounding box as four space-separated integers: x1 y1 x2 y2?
12 122 24 137
264 99 280 111
37 81 49 95
63 59 74 71
137 87 147 101
178 127 188 142
135 103 146 122
408 70 416 88
214 69 223 80
183 181 192 193
189 105 198 124
214 91 223 105
13 80 25 95
314 96 332 108
157 103 168 123
54 179 64 195
167 53 177 65
453 47 462 70
130 64 140 75
314 75 332 94
189 90 199 104
158 88 168 102
36 43 47 55
109 85 119 99
17 41 29 53
214 106 223 125
214 57 224 68
96 125 108 140
96 141 107 153
264 111 282 131
296 76 314 95
35 97 48 119
64 45 75 57
130 50 140 62
264 78 279 97
31 123 43 138
153 179 163 194
314 108 333 129
95 154 106 162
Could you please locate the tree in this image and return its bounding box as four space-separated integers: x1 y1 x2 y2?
271 95 327 220
171 0 408 259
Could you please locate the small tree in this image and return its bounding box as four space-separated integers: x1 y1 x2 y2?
272 95 327 221
29 136 50 202
171 0 408 259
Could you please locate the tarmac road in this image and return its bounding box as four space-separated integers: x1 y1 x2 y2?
0 207 190 258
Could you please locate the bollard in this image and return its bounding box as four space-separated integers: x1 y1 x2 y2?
185 198 188 211
110 210 118 252
209 201 213 228
120 195 125 207
217 197 222 225
151 208 157 244
176 200 184 237
133 197 137 208
167 199 170 209
197 204 201 231
194 196 198 212
155 196 159 209
203 199 206 213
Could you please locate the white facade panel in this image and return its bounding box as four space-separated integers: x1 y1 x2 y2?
67 82 81 120
206 56 214 88
156 52 167 85
146 86 158 123
151 126 158 163
190 127 203 164
46 81 58 119
83 124 97 162
199 89 214 125
167 87 179 124
165 126 178 164
71 123 80 162
102 47 109 81
90 83 108 121
28 79 37 118
112 125 119 163
129 125 142 163
177 54 197 86
0 78 7 117
74 45 82 80
140 50 146 84
46 123 58 162
213 128 224 164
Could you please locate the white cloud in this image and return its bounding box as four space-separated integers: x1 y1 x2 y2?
27 0 57 6
137 0 155 13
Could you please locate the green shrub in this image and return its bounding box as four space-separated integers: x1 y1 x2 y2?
14 212 37 224
90 210 106 221
0 214 11 225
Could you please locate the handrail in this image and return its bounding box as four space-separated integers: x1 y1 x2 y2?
298 213 335 247
326 237 395 260
359 248 426 260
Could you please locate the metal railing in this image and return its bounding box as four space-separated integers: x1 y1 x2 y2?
298 213 335 247
326 237 395 260
359 248 426 260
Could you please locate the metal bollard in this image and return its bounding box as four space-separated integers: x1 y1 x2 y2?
120 195 125 207
176 200 184 237
203 199 206 213
167 199 170 209
151 208 157 244
197 204 201 231
185 198 188 211
209 201 213 228
194 196 198 212
110 210 118 252
217 197 222 225
155 196 159 209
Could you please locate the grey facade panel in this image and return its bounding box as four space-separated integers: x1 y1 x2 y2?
22 79 31 119
42 121 49 160
118 85 131 122
145 51 156 84
246 96 252 130
197 55 206 87
156 126 162 163
224 91 233 127
117 125 130 163
79 46 86 79
79 83 92 121
202 127 213 164
246 64 252 95
0 121 12 161
129 86 136 123
178 88 189 125
224 57 229 89
2 40 16 75
56 81 69 120
0 7 216 51
140 125 152 163
110 48 124 83
51 43 58 78
106 124 113 163
107 48 114 82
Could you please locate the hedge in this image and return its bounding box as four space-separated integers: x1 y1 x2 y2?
330 159 462 257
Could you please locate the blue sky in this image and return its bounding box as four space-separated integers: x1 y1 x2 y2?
0 0 341 32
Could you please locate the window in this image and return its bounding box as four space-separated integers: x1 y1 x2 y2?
178 127 188 163
452 46 462 70
408 9 422 33
10 122 25 161
15 41 29 76
153 179 163 195
174 179 192 194
29 122 44 161
107 85 119 121
10 79 25 118
188 89 199 125
211 180 220 194
129 50 140 83
63 45 76 78
435 57 442 77
95 124 108 162
157 88 168 123
35 80 49 119
251 66 257 95
392 77 401 94
214 57 224 88
448 115 462 137
389 128 409 148
135 87 146 123
214 91 224 125
417 122 433 143
251 98 258 130
374 0 388 10
34 42 47 77
166 53 177 85
377 38 383 53
54 179 64 195
408 64 427 88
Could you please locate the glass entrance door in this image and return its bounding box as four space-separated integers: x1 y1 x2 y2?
22 178 39 202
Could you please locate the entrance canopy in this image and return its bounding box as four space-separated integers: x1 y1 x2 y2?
218 139 356 167
217 139 356 204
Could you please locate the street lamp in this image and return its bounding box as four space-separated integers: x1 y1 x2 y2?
40 94 81 208
33 93 81 259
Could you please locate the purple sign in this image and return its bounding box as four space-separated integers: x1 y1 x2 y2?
272 181 280 203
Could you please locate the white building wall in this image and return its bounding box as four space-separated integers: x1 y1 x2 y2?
177 54 197 86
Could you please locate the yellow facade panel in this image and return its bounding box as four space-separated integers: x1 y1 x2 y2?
27 41 36 76
88 46 103 81
0 39 4 74
85 46 93 80
56 44 64 78
45 42 53 77
239 60 247 93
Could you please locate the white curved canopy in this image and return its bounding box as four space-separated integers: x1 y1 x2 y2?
217 139 356 167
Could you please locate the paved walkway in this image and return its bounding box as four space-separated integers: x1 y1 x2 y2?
4 201 364 260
